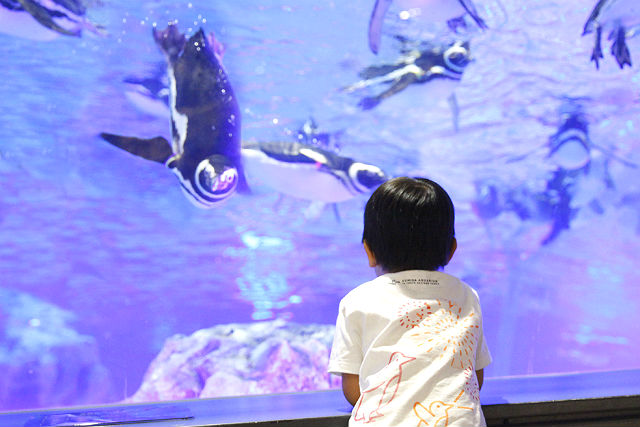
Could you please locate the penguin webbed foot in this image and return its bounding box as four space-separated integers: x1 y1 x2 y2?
541 216 569 245
153 24 187 60
359 96 381 110
591 26 604 69
447 16 468 34
475 17 489 31
610 27 632 69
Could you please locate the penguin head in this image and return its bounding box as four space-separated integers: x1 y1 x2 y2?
348 162 388 193
196 155 239 203
473 180 503 220
549 113 591 171
443 41 471 73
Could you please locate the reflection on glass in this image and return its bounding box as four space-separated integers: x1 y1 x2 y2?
0 0 639 414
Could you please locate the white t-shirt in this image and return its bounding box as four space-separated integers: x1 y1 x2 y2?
329 270 492 427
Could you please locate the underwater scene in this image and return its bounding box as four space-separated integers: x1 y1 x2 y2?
1 0 639 412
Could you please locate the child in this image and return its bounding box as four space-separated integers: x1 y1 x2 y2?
328 177 492 426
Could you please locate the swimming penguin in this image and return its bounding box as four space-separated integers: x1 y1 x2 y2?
0 0 101 41
347 40 471 109
548 104 592 171
123 65 171 119
345 40 470 130
240 141 388 204
101 24 248 208
473 105 594 246
368 0 486 54
583 0 640 69
472 175 577 246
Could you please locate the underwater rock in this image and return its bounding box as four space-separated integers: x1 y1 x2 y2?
128 320 340 402
0 288 114 410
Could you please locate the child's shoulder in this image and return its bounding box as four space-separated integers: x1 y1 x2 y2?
340 275 389 303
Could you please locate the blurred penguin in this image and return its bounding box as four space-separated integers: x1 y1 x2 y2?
122 64 171 119
547 102 592 171
0 0 103 41
583 0 640 69
473 102 607 245
344 39 471 131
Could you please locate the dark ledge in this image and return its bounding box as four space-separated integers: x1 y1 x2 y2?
0 369 638 427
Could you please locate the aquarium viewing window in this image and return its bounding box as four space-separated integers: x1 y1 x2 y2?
0 0 639 415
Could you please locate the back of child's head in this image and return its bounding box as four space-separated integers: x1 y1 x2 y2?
363 177 455 272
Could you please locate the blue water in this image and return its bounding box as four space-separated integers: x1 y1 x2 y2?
1 0 639 411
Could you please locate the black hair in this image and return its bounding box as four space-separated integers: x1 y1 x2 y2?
362 177 455 272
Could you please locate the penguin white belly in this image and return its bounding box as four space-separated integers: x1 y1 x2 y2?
0 9 60 41
549 141 590 170
242 149 356 203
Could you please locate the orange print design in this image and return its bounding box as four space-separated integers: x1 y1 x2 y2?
413 390 473 427
409 300 480 370
398 301 433 329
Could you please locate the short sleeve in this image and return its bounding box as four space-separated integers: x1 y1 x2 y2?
475 321 492 370
327 297 363 375
472 289 493 371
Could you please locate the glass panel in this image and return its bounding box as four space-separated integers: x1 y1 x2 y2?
0 0 638 412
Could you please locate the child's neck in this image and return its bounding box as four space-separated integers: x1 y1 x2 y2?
374 265 388 276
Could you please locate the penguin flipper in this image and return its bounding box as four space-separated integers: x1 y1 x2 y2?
359 64 402 80
368 0 393 54
458 0 488 30
359 73 417 109
16 0 81 37
100 133 174 164
257 141 319 165
582 0 608 35
359 96 382 110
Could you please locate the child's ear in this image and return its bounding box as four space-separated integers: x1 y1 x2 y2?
446 238 457 265
363 240 378 267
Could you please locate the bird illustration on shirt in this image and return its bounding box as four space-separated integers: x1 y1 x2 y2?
413 400 454 426
413 389 473 426
354 352 416 423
